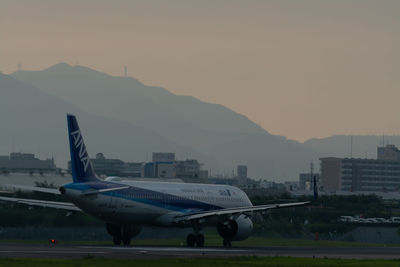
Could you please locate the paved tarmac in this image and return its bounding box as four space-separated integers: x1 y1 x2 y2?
0 244 400 259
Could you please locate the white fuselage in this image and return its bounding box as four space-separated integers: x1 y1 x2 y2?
63 179 253 227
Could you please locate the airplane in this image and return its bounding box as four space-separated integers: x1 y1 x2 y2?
0 114 311 247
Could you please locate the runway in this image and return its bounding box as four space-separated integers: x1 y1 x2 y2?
0 244 400 259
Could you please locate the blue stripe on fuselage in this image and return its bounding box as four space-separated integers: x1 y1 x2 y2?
64 181 222 213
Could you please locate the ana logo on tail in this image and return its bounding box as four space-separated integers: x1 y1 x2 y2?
70 129 90 172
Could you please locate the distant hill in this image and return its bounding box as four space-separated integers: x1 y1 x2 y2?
11 63 319 180
0 73 208 170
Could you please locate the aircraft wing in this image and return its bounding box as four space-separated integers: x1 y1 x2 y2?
5 184 60 195
0 196 81 211
175 201 310 222
5 184 130 196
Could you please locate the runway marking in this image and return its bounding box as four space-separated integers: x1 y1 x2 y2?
79 246 248 253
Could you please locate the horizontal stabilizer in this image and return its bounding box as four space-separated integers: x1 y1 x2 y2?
0 196 81 211
5 184 60 195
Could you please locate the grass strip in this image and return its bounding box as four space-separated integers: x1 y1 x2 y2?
1 256 400 267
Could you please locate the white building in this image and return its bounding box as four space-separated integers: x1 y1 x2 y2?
152 152 175 162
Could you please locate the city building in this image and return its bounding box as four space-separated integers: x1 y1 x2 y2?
175 160 201 179
143 155 208 181
377 144 400 161
199 170 209 179
144 161 175 178
152 152 175 162
321 145 400 192
299 173 321 191
284 181 299 191
0 153 56 173
66 151 207 181
237 165 247 184
68 153 142 177
143 161 175 178
143 153 178 179
143 162 156 178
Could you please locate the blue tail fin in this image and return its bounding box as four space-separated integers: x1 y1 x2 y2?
67 114 98 183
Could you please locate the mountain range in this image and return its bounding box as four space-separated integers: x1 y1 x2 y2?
1 63 397 180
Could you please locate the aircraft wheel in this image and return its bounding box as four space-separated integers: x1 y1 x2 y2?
186 233 196 247
113 235 122 246
122 225 132 246
195 234 204 247
122 236 131 246
223 239 232 248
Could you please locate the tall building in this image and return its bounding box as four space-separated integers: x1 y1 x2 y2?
321 144 400 192
320 157 342 192
237 165 247 184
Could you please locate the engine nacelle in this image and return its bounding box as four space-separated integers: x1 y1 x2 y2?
217 214 253 241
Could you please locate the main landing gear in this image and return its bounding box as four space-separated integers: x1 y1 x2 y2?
187 220 205 247
106 223 139 246
110 225 131 246
186 233 205 247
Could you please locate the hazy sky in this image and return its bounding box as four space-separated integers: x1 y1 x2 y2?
1 0 399 141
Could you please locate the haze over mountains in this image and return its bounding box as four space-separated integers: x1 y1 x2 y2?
0 72 206 171
1 63 398 181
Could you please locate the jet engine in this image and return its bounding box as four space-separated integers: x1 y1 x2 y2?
217 214 253 241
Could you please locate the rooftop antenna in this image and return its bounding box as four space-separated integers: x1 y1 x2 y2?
11 136 15 153
350 135 353 158
124 65 127 77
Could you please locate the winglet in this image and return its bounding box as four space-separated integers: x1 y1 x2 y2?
67 114 98 183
